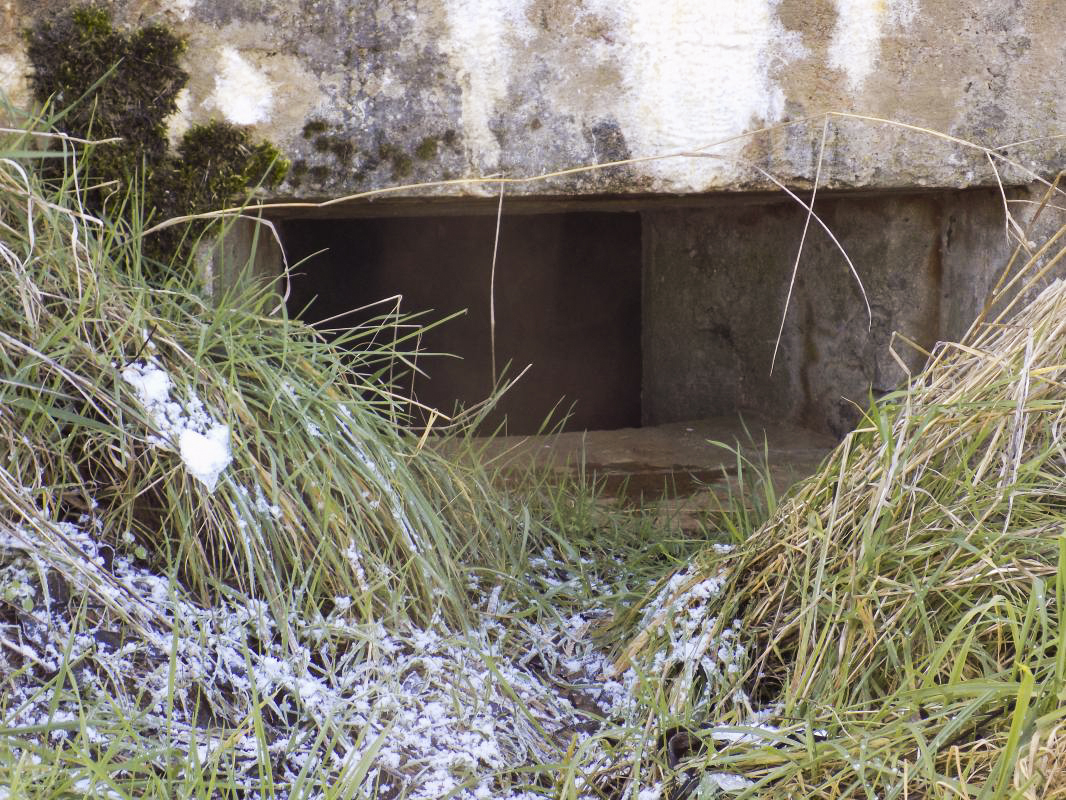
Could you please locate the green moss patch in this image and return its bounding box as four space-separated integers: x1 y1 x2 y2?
301 117 329 138
312 134 356 165
24 4 288 278
377 142 413 179
415 136 439 160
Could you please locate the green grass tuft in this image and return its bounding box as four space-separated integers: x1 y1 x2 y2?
0 126 511 629
615 201 1066 797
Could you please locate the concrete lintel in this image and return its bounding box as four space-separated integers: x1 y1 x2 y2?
7 1 1065 201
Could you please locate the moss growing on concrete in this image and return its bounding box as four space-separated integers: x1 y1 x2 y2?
171 120 289 209
24 4 289 277
298 122 434 187
331 139 357 165
297 118 360 180
25 5 187 180
378 142 413 179
301 118 329 139
288 159 310 187
415 136 439 160
312 134 356 165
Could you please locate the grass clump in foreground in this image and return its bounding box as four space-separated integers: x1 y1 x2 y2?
0 119 716 800
0 126 597 798
600 205 1066 796
0 136 494 628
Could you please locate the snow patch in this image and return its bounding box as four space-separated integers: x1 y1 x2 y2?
177 426 231 492
1 507 812 797
121 361 232 491
0 518 596 799
703 772 757 792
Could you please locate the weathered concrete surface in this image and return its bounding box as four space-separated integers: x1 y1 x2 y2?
197 216 286 299
7 1 1066 443
215 181 1066 440
478 414 835 489
642 187 1066 437
3 0 1065 199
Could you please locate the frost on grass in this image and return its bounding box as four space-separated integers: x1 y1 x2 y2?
0 490 776 797
637 567 748 705
121 360 232 491
581 562 791 796
0 515 628 799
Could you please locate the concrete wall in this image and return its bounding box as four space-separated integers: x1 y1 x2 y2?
193 176 1066 437
269 185 1066 438
198 216 287 301
643 187 1066 436
4 1 1065 200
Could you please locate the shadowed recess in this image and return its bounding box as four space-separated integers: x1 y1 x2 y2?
282 211 643 434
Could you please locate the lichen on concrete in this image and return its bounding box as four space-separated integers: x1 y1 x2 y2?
0 49 31 116
828 0 919 91
2 0 1064 199
207 45 275 126
415 136 439 161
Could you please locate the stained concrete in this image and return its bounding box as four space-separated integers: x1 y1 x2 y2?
642 187 1066 437
4 1 1066 199
472 413 837 531
8 0 1066 448
198 216 287 300
270 183 1066 440
643 193 944 436
479 414 836 491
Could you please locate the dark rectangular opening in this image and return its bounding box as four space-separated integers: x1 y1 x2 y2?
280 211 643 434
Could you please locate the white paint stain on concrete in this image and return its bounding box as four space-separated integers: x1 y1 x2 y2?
207 47 275 126
0 49 30 112
166 0 198 21
829 0 919 91
439 0 533 173
438 0 804 190
585 0 807 189
166 88 193 148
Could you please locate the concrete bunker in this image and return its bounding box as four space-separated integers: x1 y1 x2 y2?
256 186 1018 450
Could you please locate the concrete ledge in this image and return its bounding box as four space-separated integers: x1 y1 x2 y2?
5 1 1064 200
